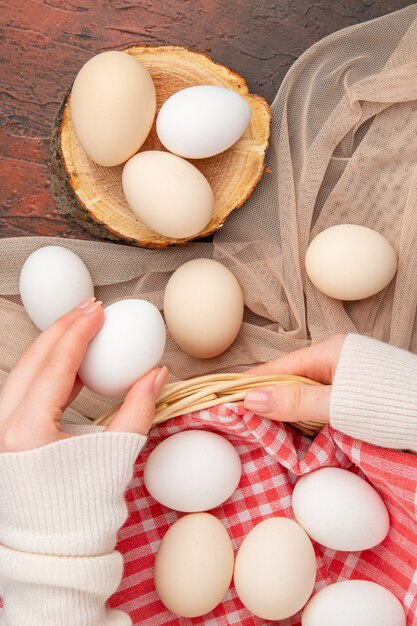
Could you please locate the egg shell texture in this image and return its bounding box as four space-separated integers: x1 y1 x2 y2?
143 430 242 512
163 258 244 358
305 224 397 300
156 85 251 159
154 513 234 618
234 517 316 620
70 51 156 166
78 299 166 397
301 580 406 626
292 467 389 551
122 150 214 239
19 246 94 331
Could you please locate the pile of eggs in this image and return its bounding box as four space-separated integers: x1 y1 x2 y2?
18 245 406 623
70 50 252 240
19 246 245 395
16 41 405 626
143 429 405 625
70 53 399 298
19 223 399 395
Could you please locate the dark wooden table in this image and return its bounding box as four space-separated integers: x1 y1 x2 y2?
0 0 410 241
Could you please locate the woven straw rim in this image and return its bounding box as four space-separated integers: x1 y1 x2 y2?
95 373 325 437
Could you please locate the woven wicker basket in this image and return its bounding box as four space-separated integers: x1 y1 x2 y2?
95 373 326 437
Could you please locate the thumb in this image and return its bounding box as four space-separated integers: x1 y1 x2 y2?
244 383 331 424
106 366 169 436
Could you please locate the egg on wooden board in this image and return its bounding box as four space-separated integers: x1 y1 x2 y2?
79 299 166 397
163 259 244 358
156 85 251 159
234 517 316 620
154 513 234 618
292 467 389 551
19 246 94 331
144 430 242 512
302 580 406 626
305 224 397 300
70 51 156 166
122 151 214 239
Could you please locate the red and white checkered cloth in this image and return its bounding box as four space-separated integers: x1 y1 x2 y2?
110 404 417 626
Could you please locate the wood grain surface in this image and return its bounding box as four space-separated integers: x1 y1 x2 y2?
0 0 410 241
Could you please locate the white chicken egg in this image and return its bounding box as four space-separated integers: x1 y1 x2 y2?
292 467 389 551
122 150 214 239
70 51 156 166
19 246 94 330
305 224 397 300
234 517 316 620
154 513 234 618
144 430 242 512
156 85 251 158
302 580 406 626
78 299 166 397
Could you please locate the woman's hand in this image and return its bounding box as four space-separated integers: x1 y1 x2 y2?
244 334 347 424
0 297 168 453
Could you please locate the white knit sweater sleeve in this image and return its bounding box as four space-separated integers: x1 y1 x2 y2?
330 334 417 452
0 429 147 626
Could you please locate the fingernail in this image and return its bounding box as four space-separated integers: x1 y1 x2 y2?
154 366 168 396
83 300 103 315
77 296 96 309
244 388 274 413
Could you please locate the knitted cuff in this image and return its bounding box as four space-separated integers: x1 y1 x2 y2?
330 334 417 451
0 431 146 556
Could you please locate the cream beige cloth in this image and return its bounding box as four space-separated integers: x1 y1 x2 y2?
1 5 417 424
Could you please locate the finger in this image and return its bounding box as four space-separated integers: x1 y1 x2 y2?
0 297 96 416
246 335 346 384
64 374 84 409
0 413 72 453
106 366 169 436
16 301 104 424
244 383 331 424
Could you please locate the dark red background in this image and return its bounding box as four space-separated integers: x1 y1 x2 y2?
0 0 410 240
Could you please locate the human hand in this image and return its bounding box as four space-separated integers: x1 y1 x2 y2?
244 335 347 424
0 298 168 453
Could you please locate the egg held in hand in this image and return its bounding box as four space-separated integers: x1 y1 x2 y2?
292 467 389 551
79 299 166 397
19 246 94 331
144 430 242 512
70 51 156 166
234 517 316 620
154 513 234 618
156 85 251 159
122 151 214 239
163 259 244 358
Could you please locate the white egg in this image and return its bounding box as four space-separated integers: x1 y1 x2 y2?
305 224 397 300
234 517 316 620
156 85 251 159
79 299 166 397
292 467 389 551
302 580 406 626
144 430 241 512
19 246 94 330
